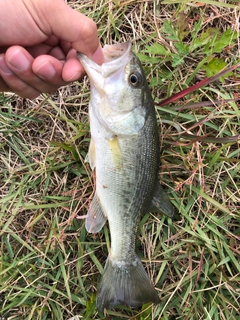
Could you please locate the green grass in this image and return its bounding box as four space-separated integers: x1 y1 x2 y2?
0 1 240 319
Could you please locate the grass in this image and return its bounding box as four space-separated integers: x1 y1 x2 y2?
0 0 240 319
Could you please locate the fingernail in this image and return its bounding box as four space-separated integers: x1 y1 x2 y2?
0 55 12 75
65 70 82 82
35 61 56 79
92 44 104 65
8 49 30 71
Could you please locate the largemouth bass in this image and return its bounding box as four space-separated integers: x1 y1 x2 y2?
78 42 175 312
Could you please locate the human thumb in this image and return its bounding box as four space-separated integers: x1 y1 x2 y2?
28 0 103 64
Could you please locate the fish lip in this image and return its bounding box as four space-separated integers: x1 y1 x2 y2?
77 42 132 78
102 42 131 63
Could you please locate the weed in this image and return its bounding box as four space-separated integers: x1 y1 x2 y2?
0 1 239 319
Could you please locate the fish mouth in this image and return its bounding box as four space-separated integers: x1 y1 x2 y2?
78 42 132 78
102 42 131 63
78 42 136 132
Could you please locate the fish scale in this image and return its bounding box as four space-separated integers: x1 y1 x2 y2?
78 42 176 312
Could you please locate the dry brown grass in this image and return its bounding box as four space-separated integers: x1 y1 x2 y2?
0 1 239 319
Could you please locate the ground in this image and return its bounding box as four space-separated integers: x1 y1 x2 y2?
0 1 239 319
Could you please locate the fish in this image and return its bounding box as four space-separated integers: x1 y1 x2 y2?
78 42 175 312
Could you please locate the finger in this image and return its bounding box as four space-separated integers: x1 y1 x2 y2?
27 43 66 60
0 54 40 99
62 49 85 82
59 40 72 56
34 0 104 64
26 38 71 60
0 73 11 92
32 54 66 85
43 35 60 47
62 59 84 82
5 46 65 92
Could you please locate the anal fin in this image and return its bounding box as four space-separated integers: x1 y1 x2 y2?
149 182 176 219
86 194 107 233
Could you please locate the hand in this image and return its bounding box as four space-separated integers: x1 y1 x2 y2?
0 0 103 99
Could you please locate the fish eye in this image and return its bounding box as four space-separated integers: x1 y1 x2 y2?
129 72 142 87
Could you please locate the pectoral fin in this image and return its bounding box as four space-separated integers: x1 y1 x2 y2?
107 136 122 169
149 182 176 219
85 138 96 170
86 194 107 233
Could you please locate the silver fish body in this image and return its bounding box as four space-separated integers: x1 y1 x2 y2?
78 42 174 312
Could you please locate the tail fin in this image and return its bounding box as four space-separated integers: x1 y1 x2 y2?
96 255 160 312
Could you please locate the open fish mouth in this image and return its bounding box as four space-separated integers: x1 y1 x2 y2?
78 42 132 78
102 42 131 62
